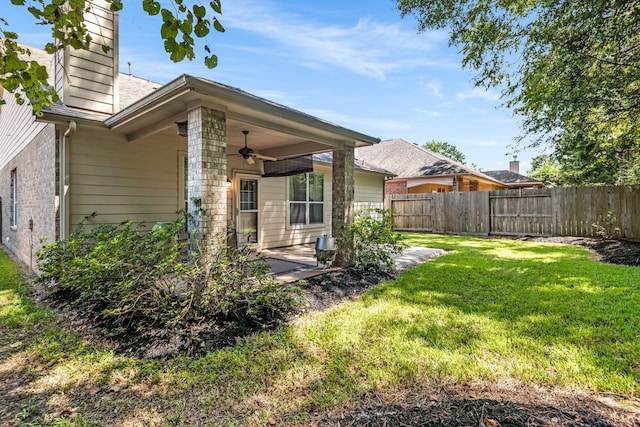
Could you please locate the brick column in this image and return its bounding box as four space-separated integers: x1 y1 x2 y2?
187 106 227 252
332 142 355 266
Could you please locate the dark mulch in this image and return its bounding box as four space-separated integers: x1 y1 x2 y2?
312 382 639 427
515 236 640 266
44 266 393 359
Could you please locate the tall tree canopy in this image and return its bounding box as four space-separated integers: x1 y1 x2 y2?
423 140 467 164
1 0 224 113
396 0 640 185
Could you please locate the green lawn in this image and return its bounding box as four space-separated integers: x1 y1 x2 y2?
1 234 639 426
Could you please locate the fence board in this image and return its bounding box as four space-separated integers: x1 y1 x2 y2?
385 185 640 241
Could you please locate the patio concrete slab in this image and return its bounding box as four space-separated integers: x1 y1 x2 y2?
260 244 446 282
392 246 447 271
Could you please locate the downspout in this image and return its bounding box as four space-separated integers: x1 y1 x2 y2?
60 121 76 240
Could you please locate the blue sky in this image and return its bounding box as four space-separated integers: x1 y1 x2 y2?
4 0 542 173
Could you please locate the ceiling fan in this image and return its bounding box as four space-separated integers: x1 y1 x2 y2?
234 130 277 164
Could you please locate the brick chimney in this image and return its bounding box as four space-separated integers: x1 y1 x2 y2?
509 155 520 174
54 0 119 114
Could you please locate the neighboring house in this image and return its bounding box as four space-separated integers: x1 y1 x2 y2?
355 138 507 194
0 1 388 268
483 156 545 189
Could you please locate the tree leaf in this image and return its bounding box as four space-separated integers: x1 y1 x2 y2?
193 5 206 18
210 0 222 14
194 21 210 37
204 54 218 69
142 0 161 16
213 17 225 33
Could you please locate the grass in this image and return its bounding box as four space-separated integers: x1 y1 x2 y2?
1 234 639 425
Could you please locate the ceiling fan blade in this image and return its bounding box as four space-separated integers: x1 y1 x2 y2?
253 153 278 162
246 156 255 165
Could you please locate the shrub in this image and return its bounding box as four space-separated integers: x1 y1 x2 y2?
591 210 621 239
37 213 301 331
337 208 406 271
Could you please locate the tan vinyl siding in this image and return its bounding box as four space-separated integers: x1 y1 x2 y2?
258 165 385 249
354 171 385 211
260 163 335 249
63 0 118 114
68 128 187 228
0 88 50 170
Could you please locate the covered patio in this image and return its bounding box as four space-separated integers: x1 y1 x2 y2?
103 74 383 264
261 244 446 282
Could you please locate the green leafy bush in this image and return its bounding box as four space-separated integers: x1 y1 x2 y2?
37 213 301 331
337 208 406 271
591 210 621 239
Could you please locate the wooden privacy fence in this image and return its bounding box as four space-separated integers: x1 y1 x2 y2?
385 186 640 241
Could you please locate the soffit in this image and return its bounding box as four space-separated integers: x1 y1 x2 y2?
104 74 380 158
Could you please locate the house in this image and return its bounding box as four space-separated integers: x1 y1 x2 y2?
0 1 389 268
483 156 545 189
355 138 507 194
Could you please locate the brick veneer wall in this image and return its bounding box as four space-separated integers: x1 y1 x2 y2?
0 125 57 269
385 180 408 195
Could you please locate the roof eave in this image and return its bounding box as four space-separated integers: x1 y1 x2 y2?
104 74 380 146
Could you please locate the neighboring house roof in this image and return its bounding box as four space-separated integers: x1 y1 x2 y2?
355 138 503 184
483 170 545 187
312 152 395 176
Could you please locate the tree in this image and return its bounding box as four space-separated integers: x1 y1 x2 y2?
395 0 640 185
527 155 565 187
1 0 224 114
423 140 466 164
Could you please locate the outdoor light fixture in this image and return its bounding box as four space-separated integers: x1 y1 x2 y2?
176 121 188 137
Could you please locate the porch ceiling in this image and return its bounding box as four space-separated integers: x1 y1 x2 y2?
104 74 379 159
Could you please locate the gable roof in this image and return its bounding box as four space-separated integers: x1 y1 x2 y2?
483 170 544 186
102 74 380 147
25 44 380 152
312 152 395 176
118 74 162 109
355 138 502 184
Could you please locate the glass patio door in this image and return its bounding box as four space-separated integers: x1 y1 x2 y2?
238 178 258 246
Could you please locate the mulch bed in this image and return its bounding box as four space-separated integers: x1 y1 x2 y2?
515 236 640 266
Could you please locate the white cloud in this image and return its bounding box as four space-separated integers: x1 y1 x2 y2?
222 1 449 80
425 81 443 99
304 108 411 132
455 87 501 103
415 108 442 118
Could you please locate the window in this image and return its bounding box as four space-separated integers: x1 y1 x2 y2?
238 178 258 245
10 169 17 227
289 172 323 226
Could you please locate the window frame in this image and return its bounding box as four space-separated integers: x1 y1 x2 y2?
288 172 324 227
10 168 17 228
178 151 188 212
